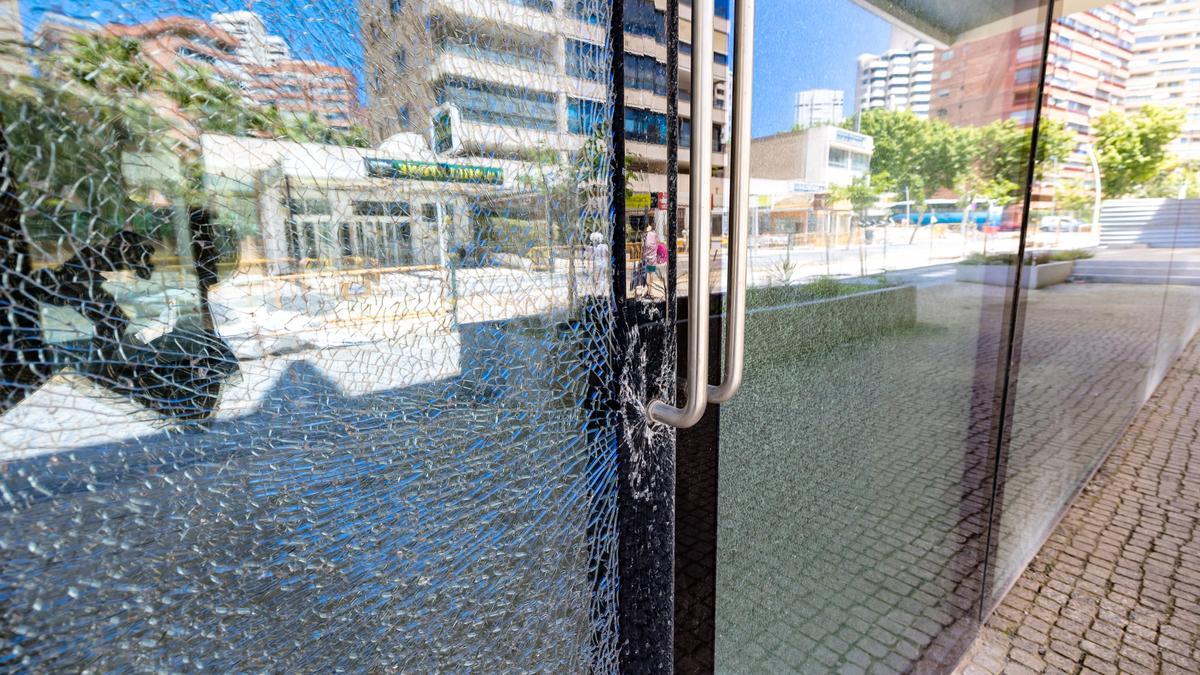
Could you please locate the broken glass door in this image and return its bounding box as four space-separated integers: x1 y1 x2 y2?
0 0 628 669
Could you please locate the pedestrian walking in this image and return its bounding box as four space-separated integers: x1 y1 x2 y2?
636 225 660 298
589 231 609 290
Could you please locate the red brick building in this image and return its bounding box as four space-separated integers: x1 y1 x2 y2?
930 3 1135 201
34 12 359 131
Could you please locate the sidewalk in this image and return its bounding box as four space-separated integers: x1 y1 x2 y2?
957 336 1200 674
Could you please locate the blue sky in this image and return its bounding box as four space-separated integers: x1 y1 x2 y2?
747 0 891 136
23 0 890 136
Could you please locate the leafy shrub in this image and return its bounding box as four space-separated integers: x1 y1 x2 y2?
748 277 885 309
960 249 1094 266
960 253 1017 266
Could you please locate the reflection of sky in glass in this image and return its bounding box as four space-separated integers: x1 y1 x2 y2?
22 0 366 102
26 0 893 136
748 0 890 136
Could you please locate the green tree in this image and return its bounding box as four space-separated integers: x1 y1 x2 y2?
830 175 881 217
856 109 974 238
1055 178 1094 217
1140 159 1200 199
51 33 160 94
856 109 973 197
1094 105 1185 198
975 117 1075 201
163 65 277 137
517 125 621 306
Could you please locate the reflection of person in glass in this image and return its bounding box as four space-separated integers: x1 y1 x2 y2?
589 231 609 289
28 230 156 353
0 127 238 421
634 224 660 298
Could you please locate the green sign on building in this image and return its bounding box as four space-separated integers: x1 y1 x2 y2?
365 158 503 185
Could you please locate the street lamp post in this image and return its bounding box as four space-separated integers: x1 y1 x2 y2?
1082 143 1102 239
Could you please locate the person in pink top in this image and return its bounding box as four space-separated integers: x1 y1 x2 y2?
635 225 660 297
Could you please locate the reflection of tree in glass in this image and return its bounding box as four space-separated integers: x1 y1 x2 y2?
1094 105 1185 198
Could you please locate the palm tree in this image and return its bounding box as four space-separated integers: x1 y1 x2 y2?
52 34 160 94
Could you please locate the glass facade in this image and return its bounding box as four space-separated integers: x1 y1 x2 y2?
700 0 1200 671
435 78 558 130
3 0 1199 671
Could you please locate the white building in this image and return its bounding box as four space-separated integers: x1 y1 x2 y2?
210 11 292 66
855 40 934 118
794 89 845 129
749 126 874 189
1126 0 1200 160
200 132 542 274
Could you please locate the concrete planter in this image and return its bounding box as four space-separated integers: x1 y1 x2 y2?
745 285 917 369
955 260 1075 289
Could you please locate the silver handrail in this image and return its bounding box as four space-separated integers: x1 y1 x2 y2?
647 0 714 428
708 0 753 405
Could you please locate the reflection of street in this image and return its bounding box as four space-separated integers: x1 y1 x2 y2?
11 231 1195 458
647 228 1103 297
1 265 588 456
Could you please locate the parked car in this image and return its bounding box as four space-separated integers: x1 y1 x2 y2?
1039 215 1085 232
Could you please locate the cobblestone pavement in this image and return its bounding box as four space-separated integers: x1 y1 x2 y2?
957 335 1200 675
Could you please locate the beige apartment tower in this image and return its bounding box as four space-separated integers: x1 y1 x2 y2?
357 0 729 232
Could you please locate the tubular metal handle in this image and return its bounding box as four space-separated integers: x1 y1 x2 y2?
647 0 714 428
708 0 753 405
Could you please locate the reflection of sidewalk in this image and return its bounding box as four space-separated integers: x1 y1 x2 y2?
957 336 1200 674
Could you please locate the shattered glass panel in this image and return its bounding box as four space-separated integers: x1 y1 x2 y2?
0 0 620 670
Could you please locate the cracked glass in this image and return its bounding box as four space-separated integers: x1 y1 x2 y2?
0 0 620 670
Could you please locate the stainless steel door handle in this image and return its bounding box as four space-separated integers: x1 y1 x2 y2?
647 0 714 428
708 0 753 405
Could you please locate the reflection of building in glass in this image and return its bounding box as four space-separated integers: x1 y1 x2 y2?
357 0 730 233
0 0 26 75
856 34 934 118
931 4 1134 186
1128 0 1200 160
749 126 874 189
200 132 543 274
32 11 358 130
793 89 845 129
210 11 292 66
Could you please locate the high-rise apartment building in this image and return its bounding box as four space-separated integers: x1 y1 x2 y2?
931 3 1134 186
855 40 934 118
358 0 730 231
33 12 358 131
210 11 293 66
1127 0 1200 160
0 0 27 75
793 89 844 129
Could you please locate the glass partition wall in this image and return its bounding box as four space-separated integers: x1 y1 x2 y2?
989 0 1200 611
704 0 1200 670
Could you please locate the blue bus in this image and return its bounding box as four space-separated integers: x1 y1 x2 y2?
888 199 1002 228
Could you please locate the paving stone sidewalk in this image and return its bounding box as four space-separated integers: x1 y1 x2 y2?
957 336 1200 674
